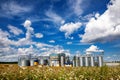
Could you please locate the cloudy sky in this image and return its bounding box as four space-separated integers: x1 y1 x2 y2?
0 0 120 62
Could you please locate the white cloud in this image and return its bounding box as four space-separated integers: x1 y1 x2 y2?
8 25 23 36
0 54 19 62
35 33 43 38
86 45 104 54
81 0 120 43
0 29 10 47
49 40 55 43
18 45 34 54
23 20 34 40
79 13 95 21
59 22 82 38
40 45 70 56
67 42 72 45
0 29 9 38
68 0 85 16
45 10 65 24
23 20 31 27
0 1 32 17
0 20 71 62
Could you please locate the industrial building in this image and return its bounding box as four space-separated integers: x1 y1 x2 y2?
18 52 104 67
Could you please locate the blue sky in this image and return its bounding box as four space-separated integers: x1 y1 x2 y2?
0 0 120 62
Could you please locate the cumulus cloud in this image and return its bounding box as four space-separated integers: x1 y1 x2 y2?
86 45 104 54
23 20 31 27
0 29 9 38
60 22 82 39
81 0 120 43
0 29 10 47
18 45 35 54
49 40 55 43
0 20 70 62
40 45 70 56
35 33 43 38
45 10 65 24
23 20 34 40
8 25 23 36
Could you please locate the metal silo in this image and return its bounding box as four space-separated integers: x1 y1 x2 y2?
90 56 95 66
97 55 103 67
18 54 30 66
85 56 88 66
78 57 80 66
59 53 65 67
72 59 75 67
60 56 64 66
20 59 30 66
75 56 78 67
88 56 91 66
30 59 34 66
80 57 83 66
82 57 86 66
40 58 44 65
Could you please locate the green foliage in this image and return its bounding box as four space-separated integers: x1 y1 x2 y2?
0 64 120 80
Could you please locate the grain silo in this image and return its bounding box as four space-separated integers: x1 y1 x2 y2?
59 53 66 67
18 54 30 66
97 55 103 67
30 59 34 66
90 56 95 66
85 56 88 66
88 56 91 66
20 59 30 66
80 57 83 66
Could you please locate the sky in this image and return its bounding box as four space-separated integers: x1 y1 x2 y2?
0 0 120 62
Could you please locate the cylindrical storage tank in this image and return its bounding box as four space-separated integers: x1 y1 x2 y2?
61 56 64 66
82 57 86 66
85 56 88 66
97 56 103 67
88 57 91 66
30 59 34 66
75 56 78 67
72 60 75 67
90 56 94 66
18 57 21 66
78 57 80 66
80 57 83 66
20 59 30 66
39 58 43 65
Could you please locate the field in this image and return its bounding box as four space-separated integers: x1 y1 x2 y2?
0 64 120 80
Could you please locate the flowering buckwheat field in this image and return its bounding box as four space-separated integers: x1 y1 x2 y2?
0 64 120 80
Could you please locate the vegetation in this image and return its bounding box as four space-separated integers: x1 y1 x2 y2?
0 64 120 80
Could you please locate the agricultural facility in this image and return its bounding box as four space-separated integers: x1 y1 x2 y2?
18 52 104 67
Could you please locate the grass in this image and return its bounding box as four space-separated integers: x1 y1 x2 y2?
0 64 120 80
